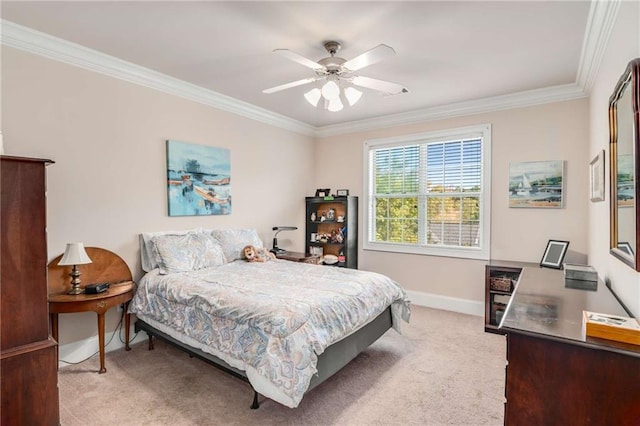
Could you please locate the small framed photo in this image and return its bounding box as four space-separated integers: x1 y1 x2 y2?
617 241 634 257
336 189 349 196
540 240 570 269
315 188 330 197
590 150 605 202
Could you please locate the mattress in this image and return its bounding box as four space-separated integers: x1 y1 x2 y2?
129 259 410 407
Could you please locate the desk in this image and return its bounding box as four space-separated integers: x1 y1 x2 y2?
47 247 134 374
275 251 321 264
49 281 134 373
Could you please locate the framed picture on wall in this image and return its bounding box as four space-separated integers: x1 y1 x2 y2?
166 140 231 216
540 239 570 269
590 150 605 202
508 160 564 208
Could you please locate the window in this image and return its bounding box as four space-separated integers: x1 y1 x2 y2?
363 124 491 260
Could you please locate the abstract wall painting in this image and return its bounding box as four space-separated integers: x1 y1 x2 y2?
166 140 231 216
509 160 564 208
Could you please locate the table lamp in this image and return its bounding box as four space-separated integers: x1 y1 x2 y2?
271 226 297 254
58 242 92 294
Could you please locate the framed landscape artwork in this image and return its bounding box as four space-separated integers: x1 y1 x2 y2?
509 160 564 208
166 140 231 216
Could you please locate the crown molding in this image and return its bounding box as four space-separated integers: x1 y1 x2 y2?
315 84 587 138
1 12 607 139
576 0 621 92
0 20 316 137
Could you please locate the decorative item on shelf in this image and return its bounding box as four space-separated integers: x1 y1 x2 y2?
540 239 570 269
310 232 317 242
320 212 326 222
327 208 335 221
323 254 339 265
336 189 349 196
337 215 344 223
338 249 345 263
315 188 331 197
309 246 323 256
310 212 316 221
490 276 513 292
57 242 93 295
270 226 297 254
563 263 598 291
583 311 640 345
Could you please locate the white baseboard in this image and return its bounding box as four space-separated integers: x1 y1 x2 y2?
57 324 143 369
57 291 482 366
405 290 484 317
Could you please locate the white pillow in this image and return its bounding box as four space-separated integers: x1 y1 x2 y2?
140 228 202 272
210 228 264 262
151 233 225 275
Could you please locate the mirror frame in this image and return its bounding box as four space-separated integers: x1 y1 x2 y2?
609 58 640 270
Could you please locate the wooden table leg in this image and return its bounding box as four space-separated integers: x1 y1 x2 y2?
97 312 106 374
50 313 59 369
124 301 131 351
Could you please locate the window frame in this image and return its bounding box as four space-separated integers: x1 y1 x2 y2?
363 124 492 260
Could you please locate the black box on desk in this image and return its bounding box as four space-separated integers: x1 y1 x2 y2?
563 264 597 291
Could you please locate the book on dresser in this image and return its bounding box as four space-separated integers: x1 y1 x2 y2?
583 311 640 346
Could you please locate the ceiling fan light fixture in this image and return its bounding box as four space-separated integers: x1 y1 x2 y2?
344 87 363 106
327 98 344 112
304 88 322 107
321 80 340 100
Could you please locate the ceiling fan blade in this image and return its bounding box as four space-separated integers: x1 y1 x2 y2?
343 44 396 71
262 77 320 94
274 49 324 70
352 76 408 95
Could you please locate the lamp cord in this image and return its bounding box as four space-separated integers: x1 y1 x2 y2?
57 313 142 366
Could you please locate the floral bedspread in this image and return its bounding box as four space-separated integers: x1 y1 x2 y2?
129 260 410 407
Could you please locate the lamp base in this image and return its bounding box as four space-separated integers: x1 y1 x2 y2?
67 266 84 295
68 286 84 295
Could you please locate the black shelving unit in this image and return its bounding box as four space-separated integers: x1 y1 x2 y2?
305 196 358 269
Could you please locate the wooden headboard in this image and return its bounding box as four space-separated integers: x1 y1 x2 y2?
47 247 133 295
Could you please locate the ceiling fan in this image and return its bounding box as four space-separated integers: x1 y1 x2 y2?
263 41 408 112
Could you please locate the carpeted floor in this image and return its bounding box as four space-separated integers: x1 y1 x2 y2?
58 306 505 425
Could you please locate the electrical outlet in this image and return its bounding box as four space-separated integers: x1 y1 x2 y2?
116 303 124 313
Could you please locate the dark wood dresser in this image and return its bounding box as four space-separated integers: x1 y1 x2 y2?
1 156 60 425
500 267 640 425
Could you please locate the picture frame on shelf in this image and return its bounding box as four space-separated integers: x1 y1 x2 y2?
315 188 330 197
336 189 349 196
590 150 605 202
540 239 570 269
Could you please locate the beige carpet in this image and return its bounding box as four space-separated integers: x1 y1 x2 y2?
58 306 505 425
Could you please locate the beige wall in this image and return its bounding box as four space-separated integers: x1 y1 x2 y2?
588 0 640 316
315 99 590 304
2 47 315 349
4 4 638 354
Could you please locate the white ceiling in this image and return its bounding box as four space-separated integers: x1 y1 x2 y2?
2 1 595 131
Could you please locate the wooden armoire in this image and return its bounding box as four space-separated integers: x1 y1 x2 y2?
1 156 60 425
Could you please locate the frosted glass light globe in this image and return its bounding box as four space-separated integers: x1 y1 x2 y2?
321 80 340 100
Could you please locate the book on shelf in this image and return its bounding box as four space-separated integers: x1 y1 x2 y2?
582 311 640 346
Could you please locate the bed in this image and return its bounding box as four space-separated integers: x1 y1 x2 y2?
129 228 411 408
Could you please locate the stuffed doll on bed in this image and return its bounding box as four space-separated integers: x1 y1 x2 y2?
242 245 276 262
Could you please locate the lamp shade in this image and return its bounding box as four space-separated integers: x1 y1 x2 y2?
304 88 322 107
344 87 363 106
58 243 92 266
321 80 340 100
